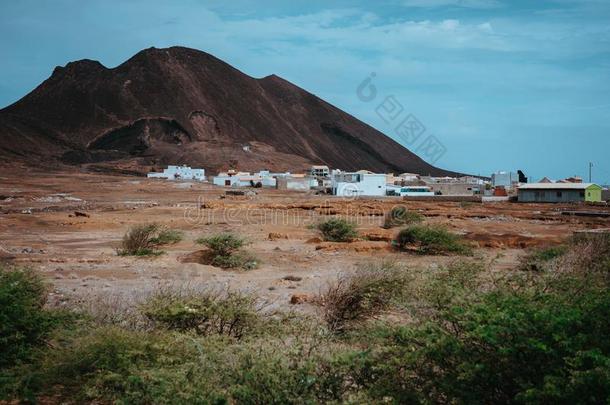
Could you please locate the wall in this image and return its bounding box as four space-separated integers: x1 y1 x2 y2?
333 174 386 197
518 189 584 203
429 182 479 196
404 195 482 202
585 186 602 202
492 172 518 188
277 177 310 191
213 176 238 186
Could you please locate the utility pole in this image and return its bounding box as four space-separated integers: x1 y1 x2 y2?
589 162 593 183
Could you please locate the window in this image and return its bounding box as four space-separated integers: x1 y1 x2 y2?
556 191 562 198
580 192 585 197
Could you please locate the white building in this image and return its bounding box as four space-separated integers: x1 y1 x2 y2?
147 165 205 181
212 170 291 188
491 171 519 188
310 165 330 177
331 172 386 197
277 176 317 191
212 171 252 187
397 173 420 182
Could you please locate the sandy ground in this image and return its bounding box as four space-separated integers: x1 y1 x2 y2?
1 168 609 312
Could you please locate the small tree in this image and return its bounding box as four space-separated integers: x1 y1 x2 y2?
141 289 260 339
0 267 59 369
395 225 471 255
317 218 358 242
117 223 182 256
318 262 410 333
197 233 258 269
383 205 423 229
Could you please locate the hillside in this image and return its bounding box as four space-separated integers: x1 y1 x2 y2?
0 46 455 175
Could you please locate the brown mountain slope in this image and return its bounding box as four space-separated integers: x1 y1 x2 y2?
0 46 456 175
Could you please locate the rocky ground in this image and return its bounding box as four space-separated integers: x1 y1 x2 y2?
1 166 608 312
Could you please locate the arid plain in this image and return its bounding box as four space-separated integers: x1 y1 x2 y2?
1 165 609 312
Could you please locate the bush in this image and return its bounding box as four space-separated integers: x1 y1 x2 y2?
196 233 258 269
520 245 567 272
150 229 183 245
40 327 205 403
383 206 423 229
563 232 610 276
39 325 350 404
416 261 485 316
317 218 358 242
318 262 411 333
5 252 610 404
141 289 260 339
0 267 69 401
0 267 58 369
395 225 472 255
117 223 182 256
362 287 610 404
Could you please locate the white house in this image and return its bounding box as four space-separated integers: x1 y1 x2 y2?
277 176 316 191
212 170 291 188
331 172 386 197
147 165 205 181
310 165 330 177
491 171 519 188
212 171 251 187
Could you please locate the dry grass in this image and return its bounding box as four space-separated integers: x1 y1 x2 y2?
383 205 423 229
316 261 411 333
117 223 183 256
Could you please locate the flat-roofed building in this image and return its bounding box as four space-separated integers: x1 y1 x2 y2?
331 172 386 197
518 183 602 203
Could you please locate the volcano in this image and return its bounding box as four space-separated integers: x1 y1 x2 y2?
0 46 455 176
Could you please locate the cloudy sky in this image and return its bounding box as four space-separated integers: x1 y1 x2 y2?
1 0 609 182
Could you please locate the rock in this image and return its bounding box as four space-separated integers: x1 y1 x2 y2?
290 293 312 304
268 232 288 241
283 275 303 282
74 211 90 218
362 230 393 242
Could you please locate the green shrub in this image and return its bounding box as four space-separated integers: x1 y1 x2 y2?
317 218 358 242
39 327 214 403
520 245 567 271
361 287 610 404
383 205 423 229
196 233 258 269
117 223 182 256
416 261 484 316
0 267 70 401
39 325 352 404
141 289 260 339
395 225 472 255
150 229 183 245
318 262 411 333
0 267 57 369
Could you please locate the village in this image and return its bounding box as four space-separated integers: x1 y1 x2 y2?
147 164 610 204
